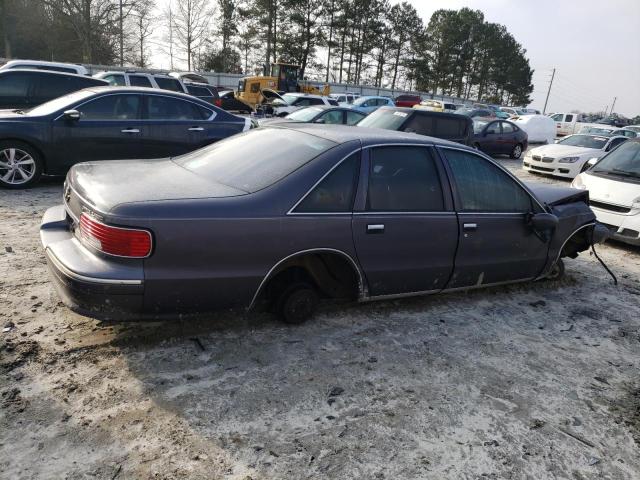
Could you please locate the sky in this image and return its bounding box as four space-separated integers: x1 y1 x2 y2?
405 0 640 117
150 0 640 117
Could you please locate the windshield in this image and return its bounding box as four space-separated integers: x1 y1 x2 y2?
557 134 607 149
27 89 96 116
473 120 489 133
591 141 640 176
286 107 323 121
281 93 300 105
357 108 408 130
353 97 371 106
175 128 336 192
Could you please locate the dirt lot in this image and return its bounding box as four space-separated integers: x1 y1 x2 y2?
1 155 639 480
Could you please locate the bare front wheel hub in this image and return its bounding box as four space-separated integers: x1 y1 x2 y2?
0 148 36 185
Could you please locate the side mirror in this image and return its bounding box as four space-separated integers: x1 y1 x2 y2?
63 109 81 121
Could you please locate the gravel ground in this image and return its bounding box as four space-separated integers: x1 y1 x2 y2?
1 152 639 480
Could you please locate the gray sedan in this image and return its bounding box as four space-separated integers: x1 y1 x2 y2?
41 125 608 323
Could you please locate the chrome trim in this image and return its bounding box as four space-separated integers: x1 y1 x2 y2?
46 248 143 286
286 147 362 215
536 222 596 280
437 145 547 212
360 288 440 302
247 248 366 310
353 211 453 216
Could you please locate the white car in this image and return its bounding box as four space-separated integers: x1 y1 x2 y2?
523 134 629 178
0 59 88 76
626 125 640 134
571 139 640 246
264 92 338 117
329 92 359 104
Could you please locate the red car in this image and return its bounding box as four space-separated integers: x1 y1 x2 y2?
395 94 421 108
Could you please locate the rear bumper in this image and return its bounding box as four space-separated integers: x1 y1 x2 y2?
41 205 145 320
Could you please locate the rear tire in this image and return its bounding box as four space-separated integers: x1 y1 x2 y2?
276 282 319 325
510 143 523 159
0 141 43 189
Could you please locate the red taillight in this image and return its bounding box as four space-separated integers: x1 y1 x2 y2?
214 98 222 107
79 213 152 258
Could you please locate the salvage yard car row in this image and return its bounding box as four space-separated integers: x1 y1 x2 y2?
0 58 637 324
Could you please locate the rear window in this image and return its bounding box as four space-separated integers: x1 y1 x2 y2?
155 77 183 92
176 128 336 193
357 108 409 130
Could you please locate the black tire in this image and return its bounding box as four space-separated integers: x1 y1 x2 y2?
0 140 43 189
276 282 319 325
545 259 565 281
510 143 523 159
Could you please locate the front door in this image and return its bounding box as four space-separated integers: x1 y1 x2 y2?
352 146 458 297
51 93 145 170
439 147 549 288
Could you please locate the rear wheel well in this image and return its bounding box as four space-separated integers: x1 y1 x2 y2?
256 252 361 310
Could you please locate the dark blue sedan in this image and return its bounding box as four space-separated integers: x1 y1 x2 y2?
472 119 528 158
0 86 250 188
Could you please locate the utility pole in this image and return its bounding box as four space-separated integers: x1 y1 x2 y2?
119 0 124 67
609 97 617 116
542 68 555 114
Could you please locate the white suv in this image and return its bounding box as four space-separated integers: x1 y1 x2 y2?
0 59 88 76
94 71 188 93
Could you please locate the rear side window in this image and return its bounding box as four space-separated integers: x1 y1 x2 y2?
346 111 364 125
147 95 210 120
443 149 532 212
328 99 339 106
295 153 360 213
368 146 444 212
501 122 515 133
434 117 467 138
129 75 152 87
187 85 212 97
103 74 126 86
78 94 141 120
404 114 433 135
155 77 183 92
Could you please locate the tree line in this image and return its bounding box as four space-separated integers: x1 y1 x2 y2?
0 0 534 105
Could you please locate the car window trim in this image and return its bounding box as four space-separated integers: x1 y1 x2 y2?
287 147 362 215
437 145 546 213
363 144 452 214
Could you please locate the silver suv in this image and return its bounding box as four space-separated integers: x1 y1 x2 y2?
94 71 188 93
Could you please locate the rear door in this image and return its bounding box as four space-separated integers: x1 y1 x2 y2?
0 71 32 109
143 94 217 157
352 145 458 296
51 93 145 168
439 147 549 288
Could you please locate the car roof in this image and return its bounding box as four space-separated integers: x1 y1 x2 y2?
77 86 212 104
270 123 468 149
0 68 106 82
1 59 87 72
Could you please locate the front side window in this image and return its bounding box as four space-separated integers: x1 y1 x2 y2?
295 153 359 213
129 75 152 87
486 122 500 134
551 113 564 121
318 110 344 124
147 95 210 120
368 147 444 212
607 137 628 151
565 114 574 122
443 149 533 212
77 94 141 120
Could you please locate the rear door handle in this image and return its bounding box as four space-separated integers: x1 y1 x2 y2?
121 128 140 134
463 223 478 231
367 224 385 234
188 126 204 131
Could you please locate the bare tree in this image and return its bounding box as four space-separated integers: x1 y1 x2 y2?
126 0 155 67
172 0 212 70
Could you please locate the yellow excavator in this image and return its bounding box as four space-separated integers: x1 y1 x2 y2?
237 62 330 110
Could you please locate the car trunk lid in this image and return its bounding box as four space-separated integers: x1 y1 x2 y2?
66 159 246 216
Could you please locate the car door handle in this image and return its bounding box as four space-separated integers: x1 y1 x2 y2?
121 128 140 134
188 126 204 131
463 223 478 231
367 224 385 234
